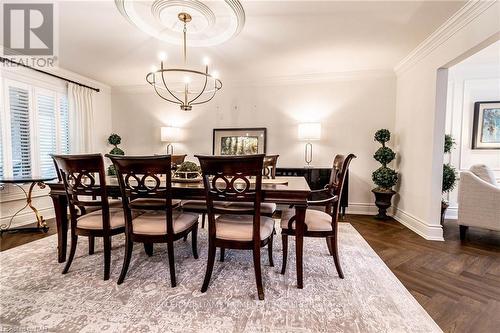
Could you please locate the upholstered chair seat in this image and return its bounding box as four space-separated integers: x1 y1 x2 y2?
223 202 277 215
182 200 227 210
129 198 181 210
216 215 275 241
77 198 122 215
76 208 139 230
281 209 333 232
132 211 199 235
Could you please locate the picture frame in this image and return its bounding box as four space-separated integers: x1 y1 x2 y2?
213 128 267 155
472 101 500 149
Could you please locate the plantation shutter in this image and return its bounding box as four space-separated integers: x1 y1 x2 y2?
37 92 57 177
9 86 31 178
59 95 70 154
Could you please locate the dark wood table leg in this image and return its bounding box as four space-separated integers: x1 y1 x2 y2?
294 204 307 289
51 194 68 263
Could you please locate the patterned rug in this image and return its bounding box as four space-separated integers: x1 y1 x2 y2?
0 222 441 332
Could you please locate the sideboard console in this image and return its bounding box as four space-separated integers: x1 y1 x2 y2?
275 167 349 217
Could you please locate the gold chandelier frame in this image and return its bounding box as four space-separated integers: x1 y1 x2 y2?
146 12 223 111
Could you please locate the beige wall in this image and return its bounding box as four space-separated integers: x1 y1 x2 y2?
393 1 500 240
111 73 396 213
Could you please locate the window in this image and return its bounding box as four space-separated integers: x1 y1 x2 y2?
1 78 69 179
9 85 32 178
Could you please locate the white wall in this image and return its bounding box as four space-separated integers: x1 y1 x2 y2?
444 53 500 218
0 66 112 228
393 1 500 240
112 72 396 213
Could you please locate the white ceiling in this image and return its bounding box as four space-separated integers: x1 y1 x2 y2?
57 0 466 87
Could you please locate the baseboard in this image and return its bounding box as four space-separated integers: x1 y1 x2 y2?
0 206 55 229
346 202 380 215
393 209 444 241
445 206 458 220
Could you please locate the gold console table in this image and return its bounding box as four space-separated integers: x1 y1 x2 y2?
0 176 56 234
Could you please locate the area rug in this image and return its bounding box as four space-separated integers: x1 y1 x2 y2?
0 222 441 332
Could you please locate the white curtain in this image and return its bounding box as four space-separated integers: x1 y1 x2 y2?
68 83 94 153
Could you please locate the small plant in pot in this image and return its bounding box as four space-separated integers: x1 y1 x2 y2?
441 134 457 224
107 133 124 176
372 129 399 220
174 161 201 181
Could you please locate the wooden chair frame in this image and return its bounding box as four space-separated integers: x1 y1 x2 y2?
107 154 198 287
196 154 274 300
263 155 279 179
52 153 124 280
281 154 356 279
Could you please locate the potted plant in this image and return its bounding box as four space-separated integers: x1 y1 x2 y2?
372 129 399 220
107 133 124 176
441 134 457 224
173 161 201 182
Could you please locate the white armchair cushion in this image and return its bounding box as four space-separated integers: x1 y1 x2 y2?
469 164 497 186
458 171 500 232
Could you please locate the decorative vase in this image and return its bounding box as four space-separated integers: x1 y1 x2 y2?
372 189 396 220
440 201 449 225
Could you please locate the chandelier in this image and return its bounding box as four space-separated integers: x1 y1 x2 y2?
146 12 222 111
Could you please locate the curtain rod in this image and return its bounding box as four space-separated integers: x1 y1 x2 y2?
0 57 100 93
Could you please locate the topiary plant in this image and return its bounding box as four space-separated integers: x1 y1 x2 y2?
444 134 455 154
442 134 457 199
442 163 457 194
372 129 398 191
107 133 124 175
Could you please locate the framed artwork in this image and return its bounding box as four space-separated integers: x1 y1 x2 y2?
472 101 500 149
213 128 267 155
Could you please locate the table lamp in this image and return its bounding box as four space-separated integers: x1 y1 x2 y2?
298 123 321 166
161 126 179 155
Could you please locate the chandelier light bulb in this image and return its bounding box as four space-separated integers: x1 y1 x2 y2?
203 57 210 65
158 52 167 61
183 76 191 84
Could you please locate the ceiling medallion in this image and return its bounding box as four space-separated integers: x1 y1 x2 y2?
146 12 222 111
115 0 245 47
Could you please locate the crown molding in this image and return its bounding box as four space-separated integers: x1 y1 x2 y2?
394 0 497 74
112 69 395 94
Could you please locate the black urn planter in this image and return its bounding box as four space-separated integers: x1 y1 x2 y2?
372 189 396 220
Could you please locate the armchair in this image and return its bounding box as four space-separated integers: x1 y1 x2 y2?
458 164 500 240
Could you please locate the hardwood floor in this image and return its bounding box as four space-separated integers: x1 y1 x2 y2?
348 214 500 333
1 214 499 333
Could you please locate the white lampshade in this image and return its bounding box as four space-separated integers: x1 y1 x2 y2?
298 123 321 141
161 126 179 142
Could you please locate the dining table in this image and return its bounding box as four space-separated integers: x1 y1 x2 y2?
45 176 311 288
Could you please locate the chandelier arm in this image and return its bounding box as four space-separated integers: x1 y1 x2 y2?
188 72 208 105
190 83 218 106
160 70 184 104
152 82 182 105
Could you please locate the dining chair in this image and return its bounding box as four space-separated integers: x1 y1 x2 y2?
196 154 275 300
52 154 129 280
171 154 187 169
107 154 199 287
184 155 279 229
263 154 279 179
280 154 356 279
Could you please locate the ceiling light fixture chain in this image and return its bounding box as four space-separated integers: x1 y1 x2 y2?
146 11 222 111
